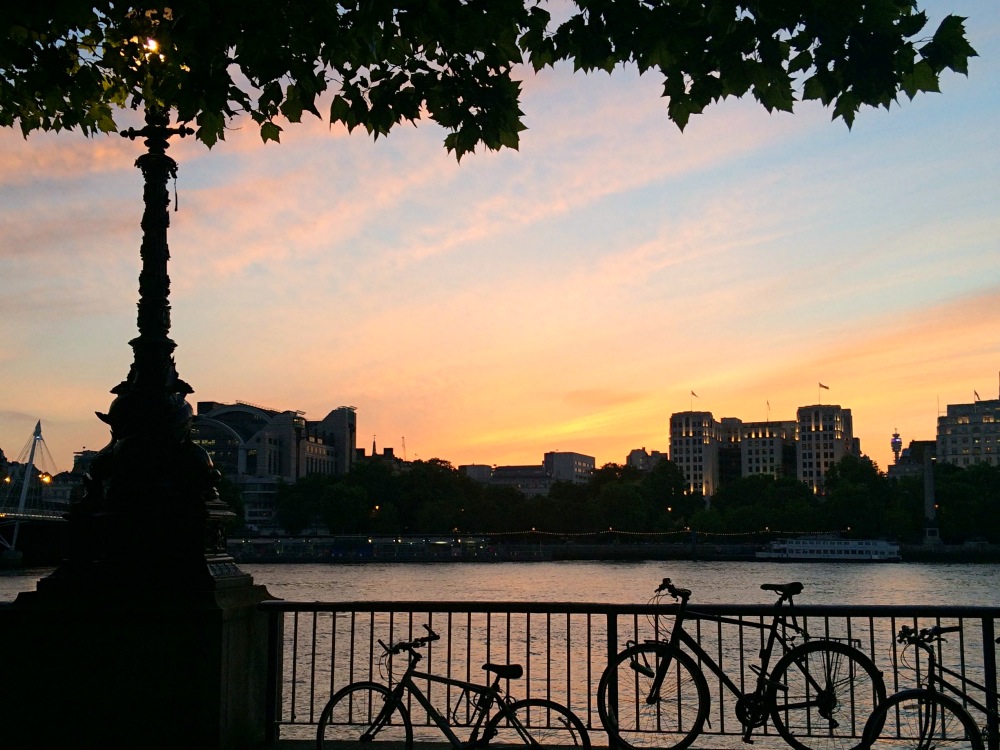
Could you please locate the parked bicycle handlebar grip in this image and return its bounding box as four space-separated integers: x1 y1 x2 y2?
923 625 962 639
421 624 440 643
896 624 963 645
657 577 691 600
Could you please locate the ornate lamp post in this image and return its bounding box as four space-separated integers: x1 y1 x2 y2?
41 105 242 588
2 36 267 750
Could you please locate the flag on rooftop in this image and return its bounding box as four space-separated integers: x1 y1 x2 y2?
974 390 981 401
819 383 830 390
691 390 699 398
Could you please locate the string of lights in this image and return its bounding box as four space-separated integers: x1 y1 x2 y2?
455 528 849 539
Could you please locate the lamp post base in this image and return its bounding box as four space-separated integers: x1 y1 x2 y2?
0 567 272 750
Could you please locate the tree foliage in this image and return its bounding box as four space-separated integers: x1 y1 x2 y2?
1 2 977 159
260 453 1000 543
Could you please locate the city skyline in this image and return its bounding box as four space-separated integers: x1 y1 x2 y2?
1 1 997 478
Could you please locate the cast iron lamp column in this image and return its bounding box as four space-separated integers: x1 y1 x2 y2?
4 102 268 750
56 107 238 586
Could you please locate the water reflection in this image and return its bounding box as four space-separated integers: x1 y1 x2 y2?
240 560 1000 607
3 561 999 606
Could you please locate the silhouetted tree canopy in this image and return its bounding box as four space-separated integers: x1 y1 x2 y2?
267 453 1000 544
1 2 977 158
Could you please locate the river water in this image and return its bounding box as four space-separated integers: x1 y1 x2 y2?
3 559 999 606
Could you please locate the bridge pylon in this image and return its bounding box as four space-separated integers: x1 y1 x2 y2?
0 420 61 563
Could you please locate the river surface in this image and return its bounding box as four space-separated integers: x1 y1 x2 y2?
3 559 999 606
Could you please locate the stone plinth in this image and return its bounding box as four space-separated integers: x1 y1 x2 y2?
0 563 272 750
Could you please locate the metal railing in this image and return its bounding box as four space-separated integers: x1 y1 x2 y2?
260 600 1000 748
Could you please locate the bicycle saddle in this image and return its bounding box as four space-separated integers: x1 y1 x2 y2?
760 582 804 597
483 663 523 680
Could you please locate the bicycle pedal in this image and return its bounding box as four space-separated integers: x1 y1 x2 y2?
629 661 655 678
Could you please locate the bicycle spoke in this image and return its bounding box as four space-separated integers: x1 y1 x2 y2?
864 692 983 750
318 683 412 749
597 643 708 750
486 698 590 748
770 641 885 750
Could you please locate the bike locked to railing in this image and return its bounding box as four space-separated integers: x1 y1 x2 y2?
318 620 591 750
599 577 887 750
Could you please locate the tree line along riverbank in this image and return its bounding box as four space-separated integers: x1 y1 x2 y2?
266 456 1000 549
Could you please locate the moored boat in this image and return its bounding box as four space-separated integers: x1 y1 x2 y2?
756 536 900 562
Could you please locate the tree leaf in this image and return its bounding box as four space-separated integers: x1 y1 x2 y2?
260 120 282 143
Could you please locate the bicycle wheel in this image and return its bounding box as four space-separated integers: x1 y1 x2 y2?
317 681 413 750
861 689 983 750
597 642 710 750
485 698 591 747
769 640 886 750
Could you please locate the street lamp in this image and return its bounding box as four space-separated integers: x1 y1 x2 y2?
3 28 267 750
42 56 238 585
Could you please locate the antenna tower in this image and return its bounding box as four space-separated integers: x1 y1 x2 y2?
891 429 903 465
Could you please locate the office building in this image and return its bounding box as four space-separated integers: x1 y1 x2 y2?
489 465 553 497
192 400 357 531
543 451 595 483
625 448 666 471
668 403 859 498
740 420 797 478
796 404 855 493
936 398 1000 468
669 411 720 499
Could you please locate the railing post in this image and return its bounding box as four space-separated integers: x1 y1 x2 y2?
983 617 998 750
606 611 618 728
265 608 284 745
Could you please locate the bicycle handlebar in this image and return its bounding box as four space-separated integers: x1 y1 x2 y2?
379 624 441 655
656 578 691 601
896 624 963 645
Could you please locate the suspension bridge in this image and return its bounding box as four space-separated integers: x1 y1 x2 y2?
1 420 67 563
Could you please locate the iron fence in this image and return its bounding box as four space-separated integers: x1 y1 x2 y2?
261 600 1000 748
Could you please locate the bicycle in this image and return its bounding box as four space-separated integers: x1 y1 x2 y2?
597 578 886 750
316 624 591 749
861 624 1000 750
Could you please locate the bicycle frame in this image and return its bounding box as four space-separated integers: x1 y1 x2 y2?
645 581 859 743
658 608 808 704
376 649 531 749
647 589 808 696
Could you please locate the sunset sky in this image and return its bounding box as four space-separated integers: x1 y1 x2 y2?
2 1 998 478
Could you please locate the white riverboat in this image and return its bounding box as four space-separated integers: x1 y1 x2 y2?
756 537 901 562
